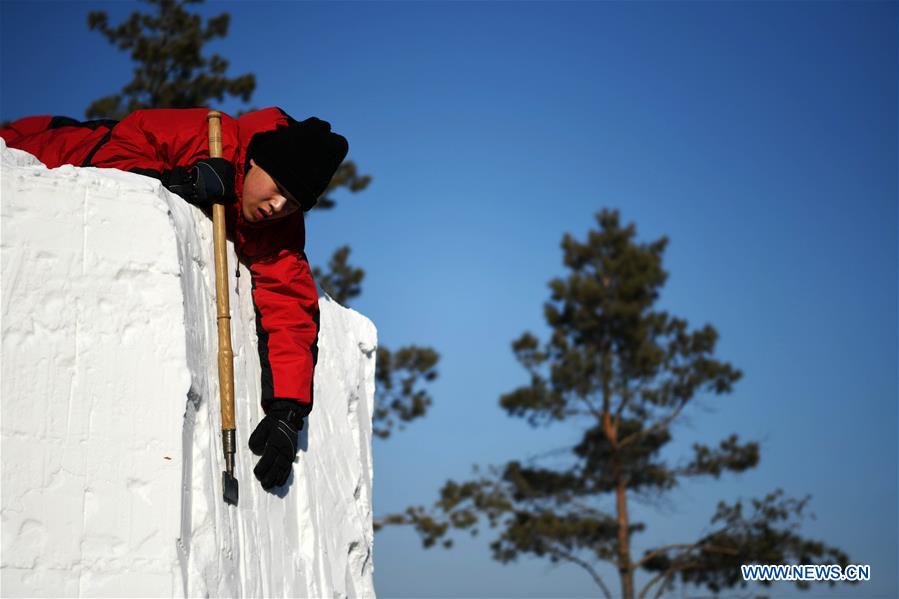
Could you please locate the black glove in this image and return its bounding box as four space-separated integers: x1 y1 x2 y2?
167 158 236 208
248 399 308 490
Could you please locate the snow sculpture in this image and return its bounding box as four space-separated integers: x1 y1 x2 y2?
0 139 376 598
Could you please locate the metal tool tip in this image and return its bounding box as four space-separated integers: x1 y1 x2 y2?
223 471 239 506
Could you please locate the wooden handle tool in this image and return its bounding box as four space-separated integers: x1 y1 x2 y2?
208 110 238 507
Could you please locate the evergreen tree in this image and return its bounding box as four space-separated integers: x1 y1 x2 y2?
373 345 439 439
311 246 365 306
86 0 254 119
86 0 438 439
384 209 850 598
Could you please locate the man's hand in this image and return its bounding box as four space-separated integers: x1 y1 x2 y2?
248 400 307 490
167 158 235 208
191 158 236 206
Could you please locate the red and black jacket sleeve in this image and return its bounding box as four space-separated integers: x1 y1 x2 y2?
249 247 319 416
0 115 117 168
87 108 242 204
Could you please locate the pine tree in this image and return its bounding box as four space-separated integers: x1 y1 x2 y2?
86 0 254 119
384 209 851 598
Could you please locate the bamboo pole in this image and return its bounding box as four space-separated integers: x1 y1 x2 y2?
207 110 238 505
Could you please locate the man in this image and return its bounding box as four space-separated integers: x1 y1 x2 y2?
0 107 348 491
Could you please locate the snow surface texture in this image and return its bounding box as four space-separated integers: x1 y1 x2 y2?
0 139 377 598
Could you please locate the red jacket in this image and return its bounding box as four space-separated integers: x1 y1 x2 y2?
1 108 319 414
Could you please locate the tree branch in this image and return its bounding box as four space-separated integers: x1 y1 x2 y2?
553 548 613 599
576 391 604 422
613 386 629 423
523 445 575 465
635 540 740 571
618 397 688 449
634 542 703 570
639 560 701 599
637 543 741 599
655 561 701 599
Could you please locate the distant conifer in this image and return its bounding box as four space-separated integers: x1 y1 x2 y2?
382 210 851 598
86 0 254 119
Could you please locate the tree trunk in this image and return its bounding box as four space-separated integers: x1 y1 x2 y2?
616 473 634 599
602 352 634 599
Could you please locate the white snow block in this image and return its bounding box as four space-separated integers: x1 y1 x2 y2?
0 139 377 598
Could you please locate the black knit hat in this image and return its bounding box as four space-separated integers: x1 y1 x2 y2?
247 117 349 211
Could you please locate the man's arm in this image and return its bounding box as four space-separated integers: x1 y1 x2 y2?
246 248 320 490
0 116 114 168
87 108 241 205
249 249 320 411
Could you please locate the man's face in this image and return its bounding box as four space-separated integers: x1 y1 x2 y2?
241 159 301 223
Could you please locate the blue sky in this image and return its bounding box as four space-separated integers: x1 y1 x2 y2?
2 1 896 597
